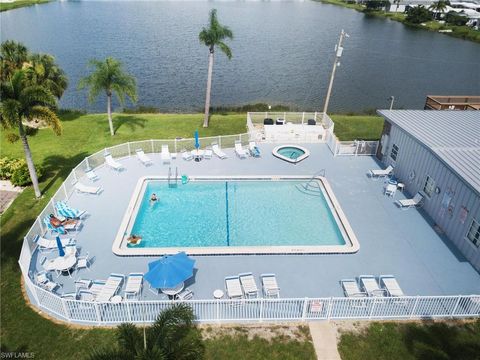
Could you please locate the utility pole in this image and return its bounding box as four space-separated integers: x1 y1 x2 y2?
389 96 395 110
322 29 349 121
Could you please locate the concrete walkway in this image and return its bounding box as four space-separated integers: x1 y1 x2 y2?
309 322 341 360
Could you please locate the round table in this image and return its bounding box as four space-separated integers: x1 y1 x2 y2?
213 289 224 299
110 295 122 303
50 255 77 272
160 282 184 296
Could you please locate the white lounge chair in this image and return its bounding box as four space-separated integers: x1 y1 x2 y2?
239 272 259 298
379 275 404 297
74 278 92 291
124 273 143 300
369 165 394 178
85 169 99 181
225 276 244 299
176 289 194 300
359 275 386 297
136 149 152 166
74 182 102 195
181 149 193 161
212 143 227 159
90 280 106 299
55 201 86 219
204 147 213 159
396 193 424 209
34 235 75 251
96 273 124 302
340 279 367 297
261 274 280 298
161 145 171 164
76 252 91 273
61 292 77 300
105 154 124 171
248 141 260 157
79 290 95 301
235 141 247 158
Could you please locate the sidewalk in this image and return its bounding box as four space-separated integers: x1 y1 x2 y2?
308 322 341 360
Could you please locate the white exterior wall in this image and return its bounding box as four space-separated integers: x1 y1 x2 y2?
383 124 480 272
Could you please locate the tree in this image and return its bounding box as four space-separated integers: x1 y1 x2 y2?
364 0 388 11
0 70 62 198
0 40 28 81
88 304 205 360
429 1 449 19
406 5 433 24
445 11 468 26
199 9 233 128
78 57 137 136
25 53 68 99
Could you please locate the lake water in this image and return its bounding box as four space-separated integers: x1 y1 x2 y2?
2 1 479 112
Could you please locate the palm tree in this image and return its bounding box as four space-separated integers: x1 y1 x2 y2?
88 304 205 360
429 0 449 19
0 40 28 81
78 57 137 136
199 9 233 128
25 53 68 99
0 70 62 198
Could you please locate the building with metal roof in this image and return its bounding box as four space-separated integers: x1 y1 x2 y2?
376 110 480 271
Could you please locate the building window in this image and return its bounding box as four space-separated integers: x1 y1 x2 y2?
466 219 480 248
423 176 436 197
390 144 399 161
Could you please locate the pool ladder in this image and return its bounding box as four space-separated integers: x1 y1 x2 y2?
295 169 326 196
168 167 178 188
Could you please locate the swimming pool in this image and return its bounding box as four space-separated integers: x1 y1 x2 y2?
113 176 359 255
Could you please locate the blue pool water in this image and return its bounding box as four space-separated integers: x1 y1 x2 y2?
130 180 346 248
277 147 306 160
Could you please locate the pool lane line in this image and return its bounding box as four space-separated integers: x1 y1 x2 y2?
225 181 230 246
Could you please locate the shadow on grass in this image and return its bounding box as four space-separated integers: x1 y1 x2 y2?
40 152 89 194
113 115 147 134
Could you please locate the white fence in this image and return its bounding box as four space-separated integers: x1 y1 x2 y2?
17 134 479 325
23 273 480 325
326 133 378 157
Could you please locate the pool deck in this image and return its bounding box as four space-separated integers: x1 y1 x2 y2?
31 143 480 300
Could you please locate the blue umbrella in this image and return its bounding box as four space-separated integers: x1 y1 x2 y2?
194 130 200 150
145 252 195 289
56 236 65 257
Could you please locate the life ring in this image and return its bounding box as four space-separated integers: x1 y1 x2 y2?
408 170 416 181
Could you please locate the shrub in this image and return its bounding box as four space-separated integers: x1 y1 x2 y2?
406 5 433 24
445 11 468 26
0 157 42 186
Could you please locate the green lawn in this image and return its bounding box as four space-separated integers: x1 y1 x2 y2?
338 321 480 360
0 0 50 12
330 115 383 141
0 111 378 359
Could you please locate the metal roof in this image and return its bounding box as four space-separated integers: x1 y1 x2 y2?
377 110 480 195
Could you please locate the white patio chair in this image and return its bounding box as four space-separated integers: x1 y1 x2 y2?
181 149 193 161
248 141 261 157
359 275 386 297
85 169 99 181
161 145 171 164
225 276 244 299
124 273 143 300
261 274 280 298
204 146 213 159
368 165 393 179
340 279 367 297
76 252 91 273
212 143 227 159
104 154 124 171
176 289 194 300
74 182 102 195
379 275 405 297
396 193 424 209
234 141 247 158
136 149 152 166
239 272 259 298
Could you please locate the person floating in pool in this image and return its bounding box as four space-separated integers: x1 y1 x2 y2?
127 234 142 246
150 193 158 205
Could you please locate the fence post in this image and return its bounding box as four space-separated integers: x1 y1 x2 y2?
61 298 71 322
216 300 220 323
218 136 221 147
410 296 420 319
95 302 102 324
327 297 333 320
174 139 177 153
369 298 376 319
63 183 68 199
72 169 78 183
85 157 90 170
259 298 264 323
151 139 154 153
126 301 132 322
301 298 308 321
302 112 305 124
127 142 131 156
450 295 462 318
314 111 317 122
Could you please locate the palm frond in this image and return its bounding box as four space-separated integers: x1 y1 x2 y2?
116 323 142 357
217 42 232 60
0 99 21 129
26 106 62 136
86 348 132 360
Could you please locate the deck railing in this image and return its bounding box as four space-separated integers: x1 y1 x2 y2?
17 135 477 326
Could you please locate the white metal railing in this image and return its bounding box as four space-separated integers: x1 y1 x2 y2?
325 129 378 157
17 133 478 325
24 273 480 325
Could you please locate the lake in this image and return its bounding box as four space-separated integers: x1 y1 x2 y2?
2 0 479 112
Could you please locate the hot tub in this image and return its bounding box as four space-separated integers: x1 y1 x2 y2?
272 145 310 164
